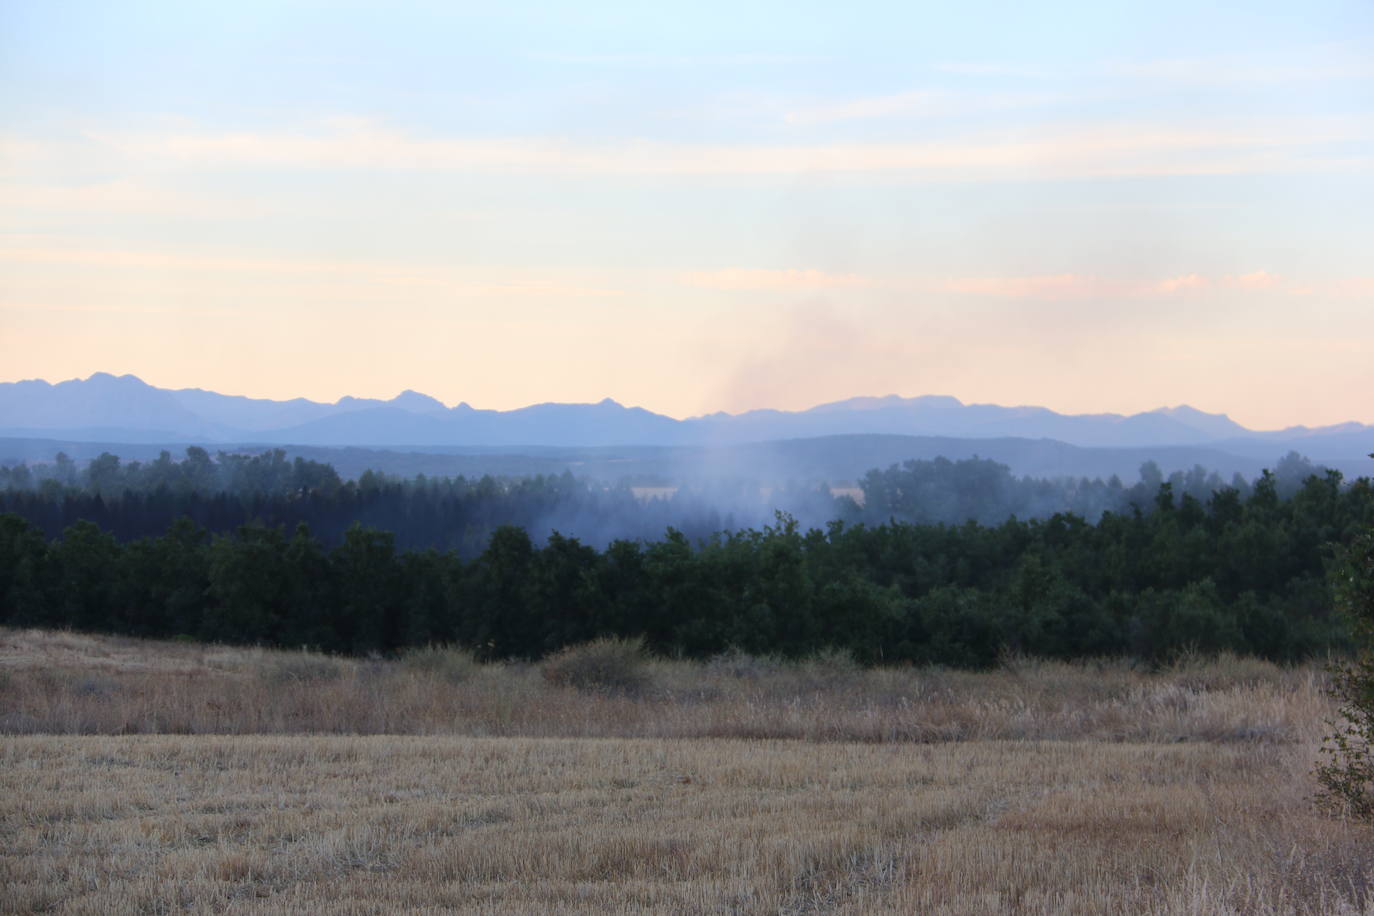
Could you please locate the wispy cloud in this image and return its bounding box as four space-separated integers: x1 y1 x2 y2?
1156 273 1209 294
946 271 1286 299
0 245 376 274
1222 270 1283 290
935 43 1374 88
0 244 625 298
0 181 269 218
945 274 1122 299
0 137 46 172
932 61 1052 79
1154 271 1283 293
529 51 827 68
783 89 1060 126
83 115 1367 180
679 268 871 291
1 300 241 317
1110 49 1374 86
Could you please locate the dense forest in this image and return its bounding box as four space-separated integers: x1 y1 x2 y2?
0 446 1330 552
1 448 1368 666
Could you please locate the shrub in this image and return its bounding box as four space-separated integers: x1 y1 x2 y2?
1316 523 1374 819
796 647 860 688
541 637 652 695
706 648 783 680
259 651 344 686
400 645 481 683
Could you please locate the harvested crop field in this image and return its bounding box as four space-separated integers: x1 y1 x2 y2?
2 629 1372 914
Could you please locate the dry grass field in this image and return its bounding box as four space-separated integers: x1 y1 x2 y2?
2 628 1372 914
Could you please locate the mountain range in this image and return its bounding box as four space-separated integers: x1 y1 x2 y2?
1 373 1372 477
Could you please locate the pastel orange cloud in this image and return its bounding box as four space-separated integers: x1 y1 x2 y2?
1222 270 1282 290
944 274 1125 298
1155 273 1209 293
680 268 871 291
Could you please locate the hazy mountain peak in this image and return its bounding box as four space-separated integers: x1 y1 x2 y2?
912 395 964 409
1273 420 1369 438
813 394 964 412
0 371 207 436
820 394 906 411
1145 405 1248 438
82 371 148 386
2 375 1370 458
389 390 449 413
1152 405 1222 419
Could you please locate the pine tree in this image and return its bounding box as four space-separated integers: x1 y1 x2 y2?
1316 456 1374 819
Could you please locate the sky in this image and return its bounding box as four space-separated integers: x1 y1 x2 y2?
1 1 1372 430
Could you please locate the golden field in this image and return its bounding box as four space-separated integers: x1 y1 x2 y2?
2 628 1372 914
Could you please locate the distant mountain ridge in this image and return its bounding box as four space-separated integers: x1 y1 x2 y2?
1 373 1371 464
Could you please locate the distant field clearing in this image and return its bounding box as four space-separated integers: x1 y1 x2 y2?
830 485 864 504
630 485 679 501
629 485 866 504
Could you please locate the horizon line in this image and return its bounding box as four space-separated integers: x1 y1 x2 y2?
1 370 1356 436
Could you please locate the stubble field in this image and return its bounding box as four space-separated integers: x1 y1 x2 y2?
2 628 1372 914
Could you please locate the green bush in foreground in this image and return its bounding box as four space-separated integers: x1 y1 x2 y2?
1317 506 1374 819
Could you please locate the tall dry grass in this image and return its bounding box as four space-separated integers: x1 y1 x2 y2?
0 628 1336 744
2 628 1371 914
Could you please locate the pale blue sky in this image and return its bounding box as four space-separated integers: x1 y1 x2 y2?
2 1 1371 427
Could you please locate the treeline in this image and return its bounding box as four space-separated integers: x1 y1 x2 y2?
0 447 344 498
0 447 847 552
859 455 1275 525
2 466 1369 666
0 447 1332 555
